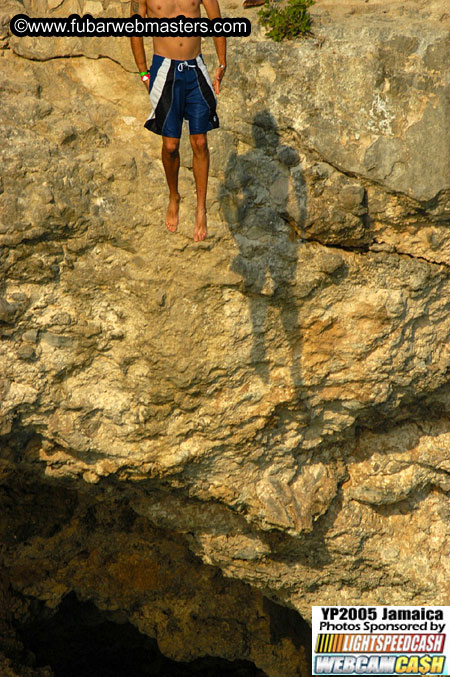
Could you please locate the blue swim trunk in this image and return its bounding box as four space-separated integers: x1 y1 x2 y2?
144 54 219 138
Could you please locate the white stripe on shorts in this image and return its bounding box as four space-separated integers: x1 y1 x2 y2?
146 57 172 123
195 55 217 103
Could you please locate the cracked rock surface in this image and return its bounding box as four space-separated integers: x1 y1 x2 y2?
1 0 449 674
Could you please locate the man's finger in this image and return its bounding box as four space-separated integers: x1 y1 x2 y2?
213 79 220 95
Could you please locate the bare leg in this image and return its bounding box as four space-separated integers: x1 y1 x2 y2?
190 133 209 242
161 136 181 232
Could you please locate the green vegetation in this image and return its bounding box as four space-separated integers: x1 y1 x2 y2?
258 0 315 42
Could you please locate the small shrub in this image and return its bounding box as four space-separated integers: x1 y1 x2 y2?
258 0 315 42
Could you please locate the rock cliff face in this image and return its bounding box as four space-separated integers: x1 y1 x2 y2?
1 0 449 674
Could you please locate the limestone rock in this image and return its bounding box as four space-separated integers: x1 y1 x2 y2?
1 0 450 674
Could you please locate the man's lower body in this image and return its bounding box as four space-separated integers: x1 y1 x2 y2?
144 54 219 242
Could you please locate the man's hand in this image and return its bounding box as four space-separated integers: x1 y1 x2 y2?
213 65 226 95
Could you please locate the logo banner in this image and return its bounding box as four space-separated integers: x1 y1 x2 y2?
312 606 449 676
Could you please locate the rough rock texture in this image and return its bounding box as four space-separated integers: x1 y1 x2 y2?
1 0 450 674
0 465 309 676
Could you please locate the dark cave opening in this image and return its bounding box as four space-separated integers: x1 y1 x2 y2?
15 592 268 677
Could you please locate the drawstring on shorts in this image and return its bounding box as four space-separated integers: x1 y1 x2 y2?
177 61 197 72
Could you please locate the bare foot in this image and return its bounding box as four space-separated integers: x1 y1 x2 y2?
165 193 180 232
193 207 207 242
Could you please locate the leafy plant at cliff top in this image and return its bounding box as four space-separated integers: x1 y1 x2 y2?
258 0 315 42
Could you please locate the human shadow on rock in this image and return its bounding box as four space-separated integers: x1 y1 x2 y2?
219 111 306 392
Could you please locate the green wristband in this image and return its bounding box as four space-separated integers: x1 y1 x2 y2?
139 70 149 76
